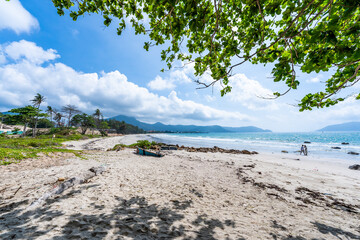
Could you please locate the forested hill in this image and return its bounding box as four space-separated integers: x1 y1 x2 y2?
105 119 146 134
318 122 360 132
110 115 271 133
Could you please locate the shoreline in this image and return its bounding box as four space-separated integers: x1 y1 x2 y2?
148 132 360 163
64 133 360 172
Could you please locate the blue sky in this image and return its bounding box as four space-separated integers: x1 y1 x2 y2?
0 0 359 132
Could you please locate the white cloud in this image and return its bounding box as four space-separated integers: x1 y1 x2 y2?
226 73 280 110
0 40 251 124
0 46 6 64
2 40 59 64
0 0 39 34
148 63 194 90
205 95 216 102
147 76 176 90
151 63 281 111
306 77 320 83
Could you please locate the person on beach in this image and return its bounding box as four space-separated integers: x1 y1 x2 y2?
304 145 308 156
300 145 304 155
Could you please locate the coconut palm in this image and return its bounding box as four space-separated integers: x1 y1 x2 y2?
30 93 46 137
54 112 64 127
31 93 46 108
46 106 54 123
93 109 103 129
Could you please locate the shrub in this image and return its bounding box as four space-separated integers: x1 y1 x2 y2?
128 140 158 149
110 144 127 151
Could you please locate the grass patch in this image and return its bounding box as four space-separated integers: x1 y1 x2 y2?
0 133 98 165
110 140 159 151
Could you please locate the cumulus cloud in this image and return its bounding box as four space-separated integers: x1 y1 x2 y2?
0 0 39 34
2 40 59 64
306 76 320 83
226 73 280 110
148 62 281 111
147 63 193 90
147 76 176 90
0 40 251 124
0 46 6 64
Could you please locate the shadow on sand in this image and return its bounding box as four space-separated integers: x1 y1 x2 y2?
1 185 360 239
1 190 238 239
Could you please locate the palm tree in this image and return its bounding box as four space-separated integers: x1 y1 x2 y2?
46 106 54 123
31 93 46 108
30 93 46 137
54 112 63 127
93 109 102 128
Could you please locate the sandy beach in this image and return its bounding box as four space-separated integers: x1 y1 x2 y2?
1 134 359 239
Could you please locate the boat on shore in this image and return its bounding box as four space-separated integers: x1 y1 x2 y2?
136 147 163 157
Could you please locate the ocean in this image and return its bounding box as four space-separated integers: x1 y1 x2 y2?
149 131 360 162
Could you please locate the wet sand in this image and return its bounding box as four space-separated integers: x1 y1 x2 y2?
0 135 359 239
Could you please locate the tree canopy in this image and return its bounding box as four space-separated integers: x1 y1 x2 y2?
52 0 360 110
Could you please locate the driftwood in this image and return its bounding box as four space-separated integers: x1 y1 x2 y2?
27 166 106 210
9 186 22 199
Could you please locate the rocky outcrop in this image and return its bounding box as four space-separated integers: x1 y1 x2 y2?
347 151 359 155
331 147 341 149
349 164 360 170
176 145 258 155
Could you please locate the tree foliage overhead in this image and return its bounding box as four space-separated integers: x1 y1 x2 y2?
52 0 360 110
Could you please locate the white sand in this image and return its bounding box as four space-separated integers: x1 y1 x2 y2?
0 135 359 239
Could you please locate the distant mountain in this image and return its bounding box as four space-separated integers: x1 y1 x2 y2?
110 115 271 133
223 126 272 133
318 122 360 131
0 112 19 116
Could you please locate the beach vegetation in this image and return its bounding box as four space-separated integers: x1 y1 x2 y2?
128 140 158 149
62 104 81 127
46 106 54 123
52 0 360 111
111 140 158 150
2 94 146 137
30 93 46 137
71 113 96 134
9 106 47 137
0 134 90 165
110 143 128 151
53 111 64 127
30 118 55 128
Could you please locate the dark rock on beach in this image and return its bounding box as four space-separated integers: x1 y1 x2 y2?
331 147 341 149
349 164 360 170
342 142 350 145
304 141 311 144
347 151 359 155
281 150 288 153
176 145 258 155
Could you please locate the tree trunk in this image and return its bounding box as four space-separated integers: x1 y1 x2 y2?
32 117 38 137
22 122 28 137
68 113 72 128
81 127 87 135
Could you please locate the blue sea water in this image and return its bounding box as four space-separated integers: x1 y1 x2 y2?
149 132 360 161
